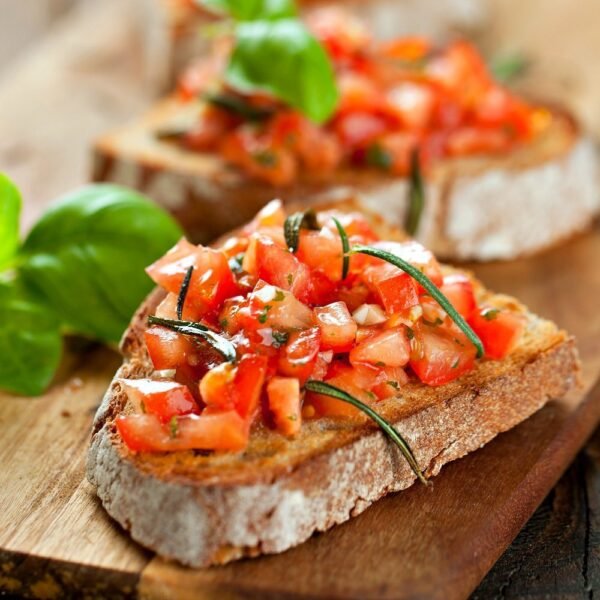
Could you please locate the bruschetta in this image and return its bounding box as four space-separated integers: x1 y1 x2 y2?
94 10 600 261
87 199 580 567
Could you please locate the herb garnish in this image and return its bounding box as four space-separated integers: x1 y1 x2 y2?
204 91 275 121
331 217 350 280
405 148 424 236
176 266 194 320
284 208 320 252
148 316 237 362
348 245 484 358
228 252 245 274
272 330 289 348
482 308 500 321
305 380 428 484
366 143 393 170
169 416 179 438
490 52 529 84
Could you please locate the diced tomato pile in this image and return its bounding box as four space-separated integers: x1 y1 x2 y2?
173 8 547 185
117 200 525 453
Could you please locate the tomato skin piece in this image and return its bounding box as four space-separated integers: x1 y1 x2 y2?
120 379 199 423
363 263 419 314
146 241 238 314
199 354 268 420
246 199 285 232
349 327 410 368
314 301 357 352
439 273 477 319
469 308 525 360
278 327 321 383
248 281 314 331
145 325 196 370
409 325 476 386
117 411 249 453
267 377 302 436
254 236 312 302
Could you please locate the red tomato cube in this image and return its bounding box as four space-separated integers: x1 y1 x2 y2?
267 377 302 436
364 263 419 314
439 273 477 319
278 327 321 383
314 301 357 352
469 307 525 360
349 327 410 367
144 325 195 370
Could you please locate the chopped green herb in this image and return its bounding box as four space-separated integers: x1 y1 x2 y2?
140 400 146 413
169 416 179 439
219 318 229 329
482 308 500 321
423 317 443 327
287 414 298 421
451 358 460 369
366 391 377 400
387 380 400 390
274 290 286 302
228 252 245 274
258 305 272 323
375 361 386 368
253 149 277 167
204 91 275 121
406 327 415 340
366 143 393 170
286 273 294 286
272 330 289 347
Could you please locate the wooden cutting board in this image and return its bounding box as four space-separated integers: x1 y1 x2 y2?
1 222 599 600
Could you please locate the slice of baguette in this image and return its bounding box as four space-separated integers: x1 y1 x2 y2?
136 0 487 90
86 201 581 567
92 96 600 261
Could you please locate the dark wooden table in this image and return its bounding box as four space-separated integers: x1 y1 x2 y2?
473 427 600 599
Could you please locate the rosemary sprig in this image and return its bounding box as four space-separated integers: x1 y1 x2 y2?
405 148 424 236
176 266 194 320
349 246 484 358
148 315 237 362
304 380 428 485
203 92 275 122
331 217 349 280
284 209 320 252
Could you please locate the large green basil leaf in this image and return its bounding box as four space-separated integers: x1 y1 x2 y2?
19 184 182 343
226 19 338 123
199 0 296 21
0 282 62 396
0 173 21 270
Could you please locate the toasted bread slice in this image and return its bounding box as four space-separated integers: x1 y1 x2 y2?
87 201 580 567
92 97 599 261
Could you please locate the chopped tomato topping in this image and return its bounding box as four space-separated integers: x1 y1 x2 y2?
469 307 526 360
121 204 526 455
267 377 302 436
314 301 357 352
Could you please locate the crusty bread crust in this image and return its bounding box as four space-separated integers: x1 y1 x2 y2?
92 97 600 260
86 202 581 566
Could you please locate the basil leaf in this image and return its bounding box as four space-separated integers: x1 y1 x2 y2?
19 184 182 343
199 0 296 21
0 282 62 396
226 19 338 123
0 173 21 270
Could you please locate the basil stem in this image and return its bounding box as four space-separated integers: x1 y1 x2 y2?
349 245 484 358
405 148 424 236
203 91 275 121
284 209 319 252
176 266 194 321
304 380 428 485
148 315 237 362
331 217 349 280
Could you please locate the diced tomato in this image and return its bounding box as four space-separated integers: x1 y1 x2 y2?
120 378 199 423
337 72 382 114
335 112 388 149
379 36 432 62
363 263 419 314
307 269 338 305
145 325 196 370
409 325 476 386
278 327 321 382
445 127 511 156
182 107 233 152
267 377 302 436
199 354 268 420
146 240 238 314
469 307 525 360
372 365 409 399
297 228 344 282
349 327 410 367
375 132 419 175
253 236 312 302
314 301 357 352
384 82 436 130
116 411 248 453
440 273 477 319
248 281 314 331
155 292 203 322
